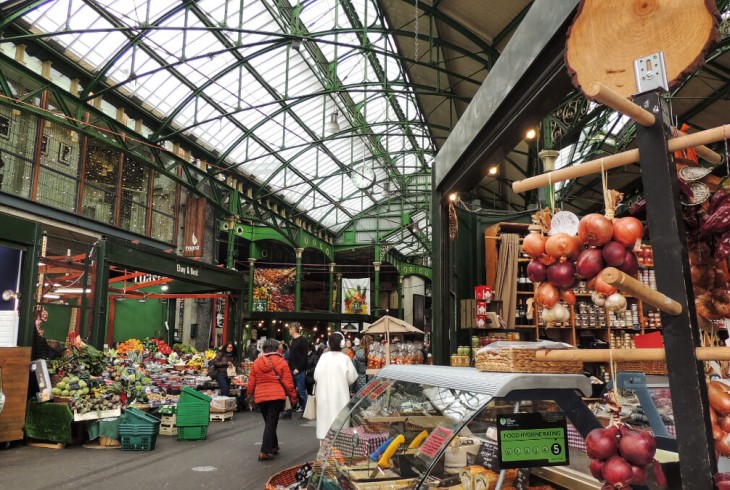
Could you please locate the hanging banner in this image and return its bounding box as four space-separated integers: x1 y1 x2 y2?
342 278 370 314
253 268 296 312
182 197 206 257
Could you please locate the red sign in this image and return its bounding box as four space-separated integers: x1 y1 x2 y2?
417 426 454 459
183 197 206 257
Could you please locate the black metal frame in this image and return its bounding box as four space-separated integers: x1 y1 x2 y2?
633 91 716 488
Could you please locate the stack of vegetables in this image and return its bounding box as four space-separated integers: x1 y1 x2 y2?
522 211 644 324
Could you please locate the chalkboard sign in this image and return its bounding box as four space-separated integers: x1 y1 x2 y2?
469 440 529 489
497 412 569 469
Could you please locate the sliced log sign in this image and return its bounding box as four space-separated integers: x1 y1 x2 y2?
566 0 721 99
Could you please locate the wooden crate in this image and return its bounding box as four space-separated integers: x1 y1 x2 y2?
210 411 234 422
0 347 32 444
159 424 178 436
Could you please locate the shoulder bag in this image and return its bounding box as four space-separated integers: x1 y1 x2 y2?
302 385 316 420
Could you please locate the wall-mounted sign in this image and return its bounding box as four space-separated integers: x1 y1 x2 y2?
497 412 569 469
176 263 199 277
183 197 206 257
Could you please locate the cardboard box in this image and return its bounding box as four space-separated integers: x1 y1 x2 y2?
210 396 237 412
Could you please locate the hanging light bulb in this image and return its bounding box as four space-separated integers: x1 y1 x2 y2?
327 111 341 134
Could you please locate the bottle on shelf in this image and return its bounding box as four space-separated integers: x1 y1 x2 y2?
517 263 530 291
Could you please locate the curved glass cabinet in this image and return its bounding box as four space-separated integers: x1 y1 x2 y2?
308 365 592 490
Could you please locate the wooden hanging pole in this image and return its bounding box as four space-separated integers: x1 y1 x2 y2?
601 267 682 315
512 123 730 194
584 82 722 164
535 346 730 363
585 82 656 127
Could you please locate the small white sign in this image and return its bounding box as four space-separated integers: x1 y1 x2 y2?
549 211 580 236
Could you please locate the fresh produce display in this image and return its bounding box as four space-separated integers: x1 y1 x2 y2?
708 380 730 457
522 206 643 324
47 337 231 418
117 338 144 355
674 178 730 321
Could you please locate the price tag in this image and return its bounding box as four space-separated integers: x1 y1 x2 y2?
549 211 580 236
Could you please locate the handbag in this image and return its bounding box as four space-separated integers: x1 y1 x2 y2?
302 385 316 420
227 365 237 377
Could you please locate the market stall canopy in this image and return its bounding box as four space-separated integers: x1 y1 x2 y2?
360 315 424 335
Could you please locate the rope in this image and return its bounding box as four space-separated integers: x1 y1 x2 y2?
722 124 730 175
601 158 614 220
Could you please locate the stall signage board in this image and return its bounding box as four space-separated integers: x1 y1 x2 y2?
497 412 569 468
471 441 529 489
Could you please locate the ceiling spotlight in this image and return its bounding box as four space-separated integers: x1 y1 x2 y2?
161 285 169 292
138 298 147 303
327 111 341 134
449 193 457 202
526 128 537 139
291 38 301 51
488 166 498 176
115 296 125 303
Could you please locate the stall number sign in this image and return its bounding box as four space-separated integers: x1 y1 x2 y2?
497 412 568 469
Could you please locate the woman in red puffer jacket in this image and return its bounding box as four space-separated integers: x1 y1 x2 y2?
247 339 298 461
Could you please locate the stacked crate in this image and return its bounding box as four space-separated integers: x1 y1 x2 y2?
118 407 161 451
159 406 178 436
177 386 211 441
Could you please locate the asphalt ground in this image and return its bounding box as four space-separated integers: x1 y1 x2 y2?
0 410 319 490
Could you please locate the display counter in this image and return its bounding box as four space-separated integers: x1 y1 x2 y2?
307 365 600 490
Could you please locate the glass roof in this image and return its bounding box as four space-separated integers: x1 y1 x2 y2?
19 0 436 255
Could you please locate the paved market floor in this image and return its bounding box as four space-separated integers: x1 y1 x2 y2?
0 410 319 489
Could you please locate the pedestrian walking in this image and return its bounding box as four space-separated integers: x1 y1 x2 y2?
288 322 309 412
247 339 298 461
353 335 373 392
313 332 357 442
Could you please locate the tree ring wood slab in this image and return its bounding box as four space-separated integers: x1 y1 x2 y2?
566 0 721 100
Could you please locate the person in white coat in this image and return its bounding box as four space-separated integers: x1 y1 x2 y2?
313 331 358 441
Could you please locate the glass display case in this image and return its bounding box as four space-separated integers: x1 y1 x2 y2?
308 365 596 490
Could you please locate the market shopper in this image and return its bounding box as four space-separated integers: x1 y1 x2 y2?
305 342 321 395
247 339 298 461
246 342 260 361
353 335 373 392
209 342 237 397
313 332 358 442
288 322 309 412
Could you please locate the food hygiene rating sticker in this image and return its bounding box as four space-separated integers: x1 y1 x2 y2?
497 412 569 469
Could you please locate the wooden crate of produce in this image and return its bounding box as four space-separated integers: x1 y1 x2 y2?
0 347 31 444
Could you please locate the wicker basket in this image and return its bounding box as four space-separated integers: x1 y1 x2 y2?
616 361 668 375
265 462 311 490
475 348 583 374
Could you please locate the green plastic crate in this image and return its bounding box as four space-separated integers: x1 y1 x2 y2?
119 425 159 435
179 387 212 405
177 425 208 441
120 433 158 451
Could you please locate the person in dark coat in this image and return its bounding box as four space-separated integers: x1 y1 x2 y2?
305 342 321 395
209 342 236 397
247 339 298 461
246 342 260 361
287 322 309 411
